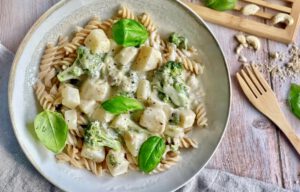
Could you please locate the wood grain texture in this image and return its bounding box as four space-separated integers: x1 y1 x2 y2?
267 20 300 192
183 0 300 43
237 65 300 155
263 1 300 190
204 23 282 185
183 1 293 44
0 0 299 190
188 0 298 189
0 0 60 52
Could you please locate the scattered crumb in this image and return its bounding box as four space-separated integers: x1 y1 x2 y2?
269 51 285 61
268 43 300 81
233 32 300 84
269 52 279 60
238 55 247 63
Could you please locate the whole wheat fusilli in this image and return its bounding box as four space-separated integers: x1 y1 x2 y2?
139 13 156 32
195 103 208 127
151 152 181 174
117 6 136 20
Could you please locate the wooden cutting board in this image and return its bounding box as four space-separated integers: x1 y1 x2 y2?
182 0 300 44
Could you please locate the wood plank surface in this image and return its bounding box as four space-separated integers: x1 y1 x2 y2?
266 38 300 191
0 0 299 190
189 0 284 184
266 1 300 190
0 0 60 52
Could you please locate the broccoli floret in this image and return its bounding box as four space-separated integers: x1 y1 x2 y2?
110 114 151 135
84 121 121 151
169 33 188 50
157 91 171 103
153 61 189 107
57 46 103 82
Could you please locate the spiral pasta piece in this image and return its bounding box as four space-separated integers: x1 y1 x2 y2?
117 6 136 20
34 81 55 111
69 125 85 138
176 48 191 58
56 147 103 175
64 17 101 55
179 56 203 75
52 36 68 69
66 144 81 160
80 157 103 175
177 137 198 149
59 53 77 67
77 113 89 126
38 36 68 91
148 30 166 53
99 19 116 32
139 13 156 32
38 44 57 84
195 103 208 127
50 84 65 107
48 84 58 98
67 133 83 148
151 152 181 174
166 137 198 149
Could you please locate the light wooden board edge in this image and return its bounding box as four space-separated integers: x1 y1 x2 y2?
288 0 300 42
183 1 293 43
242 0 291 13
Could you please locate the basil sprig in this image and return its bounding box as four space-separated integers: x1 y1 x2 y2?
101 96 144 115
138 136 166 173
288 83 300 119
34 111 68 153
204 0 237 11
112 19 148 47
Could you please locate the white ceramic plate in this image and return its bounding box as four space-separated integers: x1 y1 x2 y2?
8 0 231 191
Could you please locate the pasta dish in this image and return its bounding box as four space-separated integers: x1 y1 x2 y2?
33 6 207 177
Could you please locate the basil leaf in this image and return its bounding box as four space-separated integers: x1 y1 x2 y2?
101 96 144 115
204 0 237 11
138 136 166 173
288 83 300 119
112 19 148 47
34 111 68 153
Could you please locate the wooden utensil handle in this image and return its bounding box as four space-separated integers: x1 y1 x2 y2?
273 114 300 155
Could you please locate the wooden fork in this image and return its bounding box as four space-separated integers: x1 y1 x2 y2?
236 64 300 155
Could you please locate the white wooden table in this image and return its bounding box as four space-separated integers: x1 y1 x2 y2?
1 0 299 191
